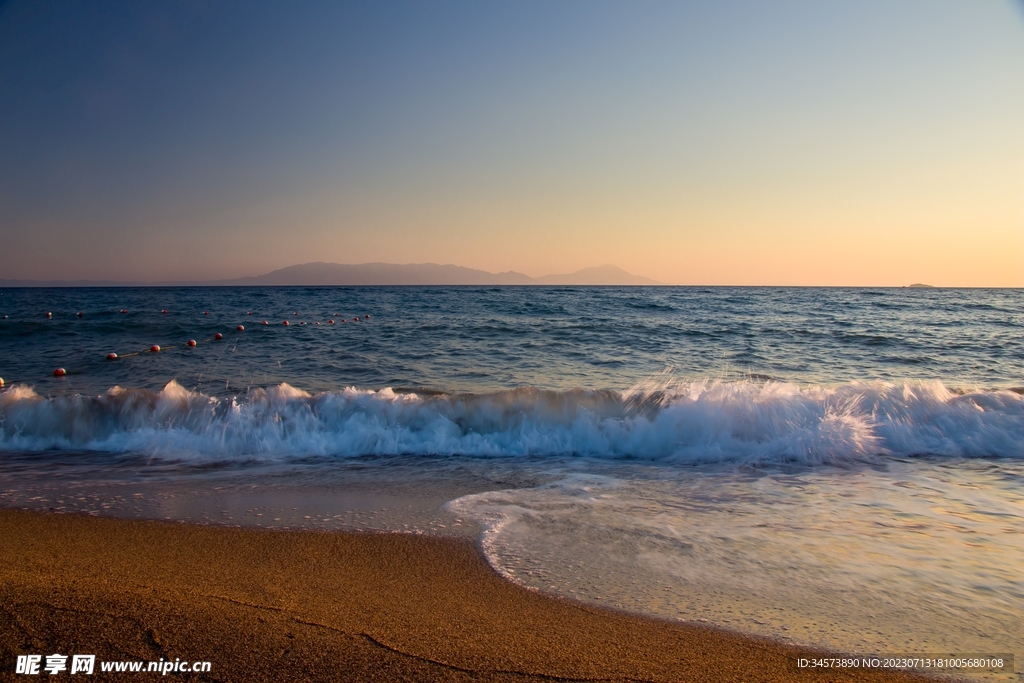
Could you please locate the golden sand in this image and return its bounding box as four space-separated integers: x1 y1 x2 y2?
0 509 929 682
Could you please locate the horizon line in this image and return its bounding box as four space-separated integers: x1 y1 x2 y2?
2 282 1015 289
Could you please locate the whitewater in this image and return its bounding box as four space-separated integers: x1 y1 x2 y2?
1 377 1022 462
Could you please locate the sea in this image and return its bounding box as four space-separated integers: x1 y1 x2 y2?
1 286 1021 680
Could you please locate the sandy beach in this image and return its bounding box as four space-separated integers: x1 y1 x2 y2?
0 509 933 682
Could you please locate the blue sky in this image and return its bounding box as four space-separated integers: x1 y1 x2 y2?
1 1 1022 284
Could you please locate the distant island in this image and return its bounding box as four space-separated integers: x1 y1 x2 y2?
907 283 935 288
0 263 661 287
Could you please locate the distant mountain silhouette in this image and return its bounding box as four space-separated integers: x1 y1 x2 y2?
221 262 536 286
222 262 659 286
0 263 660 286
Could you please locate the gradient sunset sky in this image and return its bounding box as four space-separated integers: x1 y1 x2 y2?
1 1 1022 286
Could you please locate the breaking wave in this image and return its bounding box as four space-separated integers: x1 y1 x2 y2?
0 378 1022 463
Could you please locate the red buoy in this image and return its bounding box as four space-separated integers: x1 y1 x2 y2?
204 311 209 315
236 325 244 331
340 319 346 323
365 314 370 318
106 353 118 360
351 317 359 322
0 378 5 387
314 321 320 325
328 319 335 324
262 320 269 325
46 312 52 318
248 312 253 316
300 321 306 325
53 368 66 377
150 345 161 353
187 339 197 347
283 320 290 326
214 333 223 340
162 309 168 314
77 311 84 318
120 309 127 314
294 312 299 315
2 315 7 319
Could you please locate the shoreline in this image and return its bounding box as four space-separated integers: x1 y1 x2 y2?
0 509 935 682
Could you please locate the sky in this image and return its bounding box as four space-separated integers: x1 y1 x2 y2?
1 1 1022 286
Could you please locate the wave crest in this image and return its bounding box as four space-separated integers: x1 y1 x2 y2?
1 379 1021 463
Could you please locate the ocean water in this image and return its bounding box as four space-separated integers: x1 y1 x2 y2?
1 286 1022 679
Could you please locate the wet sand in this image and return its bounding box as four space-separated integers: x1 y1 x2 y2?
0 509 930 682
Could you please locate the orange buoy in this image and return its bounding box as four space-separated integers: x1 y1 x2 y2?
283 320 290 326
150 345 161 353
77 311 84 318
262 320 269 325
187 339 197 347
0 378 4 387
53 368 66 377
328 319 335 324
214 333 223 340
106 353 118 360
46 312 52 318
162 309 168 314
236 325 244 331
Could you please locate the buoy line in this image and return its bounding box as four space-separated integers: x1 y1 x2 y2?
0 310 372 388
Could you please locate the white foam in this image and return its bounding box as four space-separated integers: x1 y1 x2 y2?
0 378 1021 461
446 459 1024 674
